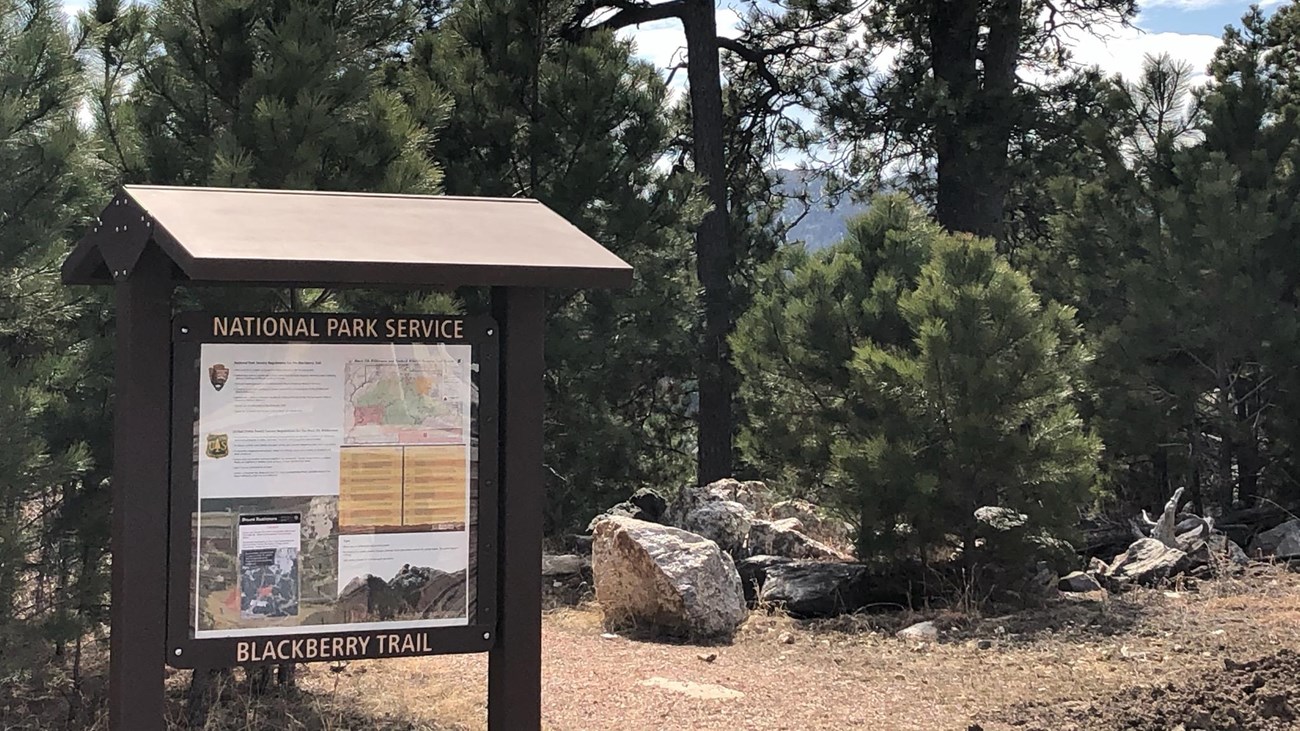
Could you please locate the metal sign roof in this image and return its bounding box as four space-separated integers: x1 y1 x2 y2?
62 185 633 288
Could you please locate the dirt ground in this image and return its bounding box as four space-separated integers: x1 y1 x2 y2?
995 649 1300 731
5 564 1299 730
269 563 1300 731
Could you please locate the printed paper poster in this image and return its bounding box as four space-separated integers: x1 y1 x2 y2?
190 342 474 639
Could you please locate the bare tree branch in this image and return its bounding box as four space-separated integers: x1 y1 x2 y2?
584 0 687 33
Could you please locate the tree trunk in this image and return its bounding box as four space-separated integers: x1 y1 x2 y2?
1214 359 1236 510
1234 380 1261 505
683 0 734 483
1190 428 1205 515
928 0 1021 240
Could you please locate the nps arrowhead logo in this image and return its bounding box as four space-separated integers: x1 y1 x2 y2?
209 363 230 391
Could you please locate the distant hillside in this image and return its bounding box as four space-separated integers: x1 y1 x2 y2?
773 168 867 250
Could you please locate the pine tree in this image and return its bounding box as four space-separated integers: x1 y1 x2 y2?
819 0 1134 243
1051 9 1300 513
1042 55 1202 511
405 0 703 531
0 0 101 669
83 0 453 315
734 196 1098 560
840 231 1098 559
732 195 937 495
109 0 443 192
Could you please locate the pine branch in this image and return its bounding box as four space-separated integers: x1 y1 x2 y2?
588 0 687 32
717 37 782 96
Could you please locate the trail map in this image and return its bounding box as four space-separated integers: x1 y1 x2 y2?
344 358 470 446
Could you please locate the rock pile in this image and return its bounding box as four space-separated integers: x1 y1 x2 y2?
574 479 866 633
1060 489 1297 595
565 480 1300 635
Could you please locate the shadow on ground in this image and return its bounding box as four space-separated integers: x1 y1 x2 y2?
0 667 464 731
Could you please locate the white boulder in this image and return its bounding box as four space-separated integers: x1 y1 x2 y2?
592 516 747 640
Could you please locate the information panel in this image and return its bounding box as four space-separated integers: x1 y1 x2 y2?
167 313 499 668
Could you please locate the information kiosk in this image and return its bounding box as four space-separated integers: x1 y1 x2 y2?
61 185 632 731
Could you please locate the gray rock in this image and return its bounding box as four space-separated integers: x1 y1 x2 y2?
670 479 772 523
587 502 648 532
735 480 774 514
1058 571 1103 593
759 561 870 618
592 516 747 640
1213 534 1251 566
678 500 753 557
664 480 764 557
542 553 588 576
897 621 940 642
1250 519 1300 558
1183 534 1250 572
565 534 594 555
769 499 854 548
974 506 1028 532
772 516 805 532
585 489 670 533
735 554 796 603
1176 526 1212 553
1087 556 1110 576
1278 531 1300 560
746 518 853 561
541 553 593 607
707 479 772 513
628 488 668 522
1108 537 1189 586
1031 561 1059 595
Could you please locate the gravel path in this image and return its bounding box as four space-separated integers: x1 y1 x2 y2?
292 566 1300 731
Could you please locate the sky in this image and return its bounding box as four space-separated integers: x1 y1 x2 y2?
620 0 1272 89
60 0 1271 134
60 0 1268 88
613 0 1272 169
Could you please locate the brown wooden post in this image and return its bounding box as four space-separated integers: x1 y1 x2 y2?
487 286 545 731
109 246 172 731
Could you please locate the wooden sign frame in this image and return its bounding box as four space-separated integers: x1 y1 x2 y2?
165 312 500 668
60 185 635 731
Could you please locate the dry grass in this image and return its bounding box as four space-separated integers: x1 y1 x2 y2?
5 565 1299 730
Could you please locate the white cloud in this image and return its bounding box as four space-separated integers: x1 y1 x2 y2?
624 9 1222 92
1140 0 1237 8
1061 21 1223 85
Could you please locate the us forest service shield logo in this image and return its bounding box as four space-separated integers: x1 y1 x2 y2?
205 433 229 459
209 363 230 391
